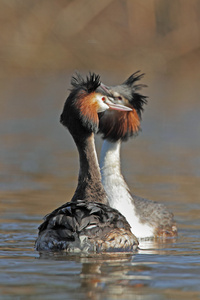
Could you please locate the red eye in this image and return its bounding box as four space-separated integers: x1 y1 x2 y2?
102 97 106 102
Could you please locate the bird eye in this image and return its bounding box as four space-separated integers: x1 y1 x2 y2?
102 97 106 102
118 96 122 100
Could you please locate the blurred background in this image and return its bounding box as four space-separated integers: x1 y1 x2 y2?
1 0 200 77
1 1 200 299
0 0 200 212
0 0 200 219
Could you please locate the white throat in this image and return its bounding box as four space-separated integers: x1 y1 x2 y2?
100 140 154 239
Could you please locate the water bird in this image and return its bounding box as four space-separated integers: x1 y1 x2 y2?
35 73 138 252
98 72 177 239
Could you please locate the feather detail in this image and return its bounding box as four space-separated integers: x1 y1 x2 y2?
35 200 138 252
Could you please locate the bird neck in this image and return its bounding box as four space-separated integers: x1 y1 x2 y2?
71 133 108 204
100 139 132 205
100 139 122 177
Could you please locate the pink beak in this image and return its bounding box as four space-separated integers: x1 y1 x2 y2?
107 100 132 111
100 83 132 112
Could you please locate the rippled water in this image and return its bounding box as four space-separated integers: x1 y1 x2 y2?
0 73 200 299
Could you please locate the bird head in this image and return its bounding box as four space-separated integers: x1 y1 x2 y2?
98 71 148 142
60 72 132 138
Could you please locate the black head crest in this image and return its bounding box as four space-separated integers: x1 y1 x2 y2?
123 71 145 87
123 71 148 119
71 72 101 94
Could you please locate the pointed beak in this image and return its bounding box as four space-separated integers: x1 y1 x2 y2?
105 97 132 111
100 83 132 112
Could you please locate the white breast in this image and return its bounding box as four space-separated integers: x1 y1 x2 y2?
100 140 154 239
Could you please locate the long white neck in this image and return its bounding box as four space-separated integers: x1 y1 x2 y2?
100 139 154 238
100 140 131 206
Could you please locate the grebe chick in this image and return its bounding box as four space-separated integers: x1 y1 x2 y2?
98 72 177 239
35 73 138 252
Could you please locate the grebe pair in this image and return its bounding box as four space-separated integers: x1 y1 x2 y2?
35 73 138 252
99 72 177 239
36 72 177 252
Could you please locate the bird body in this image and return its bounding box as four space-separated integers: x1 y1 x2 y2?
99 72 177 239
35 73 138 252
36 199 136 252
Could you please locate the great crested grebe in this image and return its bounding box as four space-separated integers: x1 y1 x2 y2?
98 72 177 239
35 73 138 252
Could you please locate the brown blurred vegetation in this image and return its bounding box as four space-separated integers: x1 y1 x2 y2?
0 0 200 79
0 0 199 222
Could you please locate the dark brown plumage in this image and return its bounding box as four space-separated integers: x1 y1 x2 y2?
36 200 136 252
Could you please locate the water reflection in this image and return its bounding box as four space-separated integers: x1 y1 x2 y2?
37 251 152 300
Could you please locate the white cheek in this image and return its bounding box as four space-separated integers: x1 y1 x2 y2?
97 101 109 113
96 95 109 112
